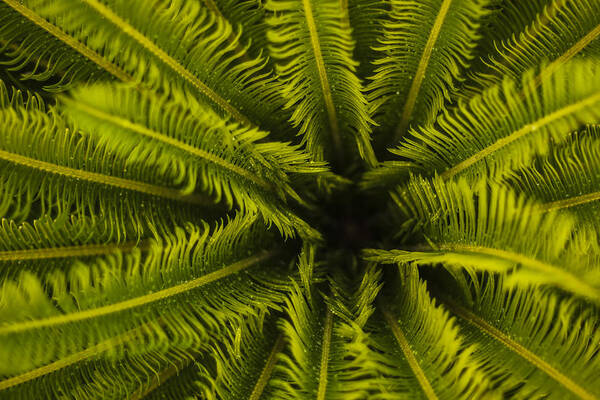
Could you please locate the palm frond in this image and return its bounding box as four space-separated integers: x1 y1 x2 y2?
0 215 287 376
2 2 600 398
504 125 600 224
476 0 553 49
363 264 494 399
366 0 490 142
207 0 271 62
0 323 205 399
190 316 284 400
2 0 292 134
465 0 600 96
375 61 600 186
60 83 321 239
0 0 124 91
346 0 390 79
364 176 600 302
0 215 147 279
435 273 600 399
266 0 377 168
268 253 386 399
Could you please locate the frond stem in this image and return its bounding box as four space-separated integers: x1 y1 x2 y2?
437 243 600 301
316 308 333 400
394 0 452 141
0 149 208 204
79 0 251 125
440 91 600 180
532 22 600 89
301 0 343 159
442 298 597 400
540 191 600 213
0 250 275 335
0 240 147 262
382 307 438 400
249 334 286 400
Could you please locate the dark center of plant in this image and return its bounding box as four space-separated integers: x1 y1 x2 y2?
318 188 382 253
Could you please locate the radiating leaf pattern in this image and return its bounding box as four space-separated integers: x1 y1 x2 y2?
1 0 600 399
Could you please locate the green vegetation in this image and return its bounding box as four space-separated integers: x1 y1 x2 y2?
0 0 599 398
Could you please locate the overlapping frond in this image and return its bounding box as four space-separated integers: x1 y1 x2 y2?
0 104 211 237
373 61 600 186
346 0 389 79
366 0 490 142
206 0 271 62
190 316 284 400
0 0 123 91
1 1 600 398
0 215 147 280
504 125 600 224
0 215 286 377
365 177 600 302
0 341 202 399
266 0 376 168
266 252 388 400
476 0 553 49
436 273 600 399
60 83 321 239
465 0 600 96
362 265 494 399
2 0 292 134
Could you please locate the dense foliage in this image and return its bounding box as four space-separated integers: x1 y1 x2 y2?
0 0 599 398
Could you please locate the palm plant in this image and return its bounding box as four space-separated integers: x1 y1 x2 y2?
0 0 599 398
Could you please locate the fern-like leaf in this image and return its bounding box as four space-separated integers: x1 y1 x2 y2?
435 273 600 399
365 177 600 301
367 61 600 188
60 83 321 239
366 0 490 141
266 0 377 168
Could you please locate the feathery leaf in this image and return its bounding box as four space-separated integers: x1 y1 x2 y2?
266 0 377 168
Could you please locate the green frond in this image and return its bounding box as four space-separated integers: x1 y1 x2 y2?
477 0 553 46
0 104 210 239
206 0 271 62
346 0 390 79
60 83 321 240
0 326 205 399
365 265 494 399
4 0 292 133
325 263 383 328
504 125 600 224
365 176 600 302
139 355 209 400
0 215 287 376
436 273 600 399
190 316 284 400
0 0 123 91
0 215 147 279
472 0 552 65
366 0 491 141
2 1 600 398
266 0 377 168
465 0 600 96
270 265 386 400
360 160 422 190
385 61 600 184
